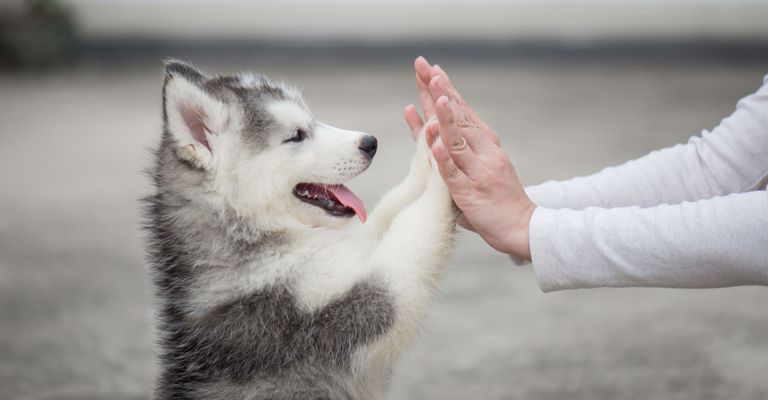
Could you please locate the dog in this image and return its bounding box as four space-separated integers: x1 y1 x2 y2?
144 59 457 400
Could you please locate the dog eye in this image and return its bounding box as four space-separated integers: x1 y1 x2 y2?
284 128 307 143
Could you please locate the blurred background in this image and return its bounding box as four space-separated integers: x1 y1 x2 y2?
1 1 767 399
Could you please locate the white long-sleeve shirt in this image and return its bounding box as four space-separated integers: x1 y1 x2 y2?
521 75 768 292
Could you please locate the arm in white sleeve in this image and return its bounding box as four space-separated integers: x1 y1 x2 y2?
530 191 768 292
527 75 768 210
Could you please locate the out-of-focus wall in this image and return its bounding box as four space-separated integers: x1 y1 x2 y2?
62 0 768 42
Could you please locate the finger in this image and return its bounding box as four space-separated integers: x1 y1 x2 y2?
433 96 484 178
415 56 432 88
431 138 471 194
430 65 477 116
432 87 492 154
430 65 466 103
429 74 481 134
430 65 500 146
403 104 424 141
427 75 449 102
415 57 435 119
418 87 435 120
425 119 439 147
443 95 494 153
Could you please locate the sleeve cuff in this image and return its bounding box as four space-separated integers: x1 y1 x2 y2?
508 206 580 292
527 207 565 293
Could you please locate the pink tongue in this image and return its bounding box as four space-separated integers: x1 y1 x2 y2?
327 184 368 223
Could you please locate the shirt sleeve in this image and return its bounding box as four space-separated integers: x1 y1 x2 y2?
526 74 768 210
529 191 768 292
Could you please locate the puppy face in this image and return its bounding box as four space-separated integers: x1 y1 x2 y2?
161 60 376 231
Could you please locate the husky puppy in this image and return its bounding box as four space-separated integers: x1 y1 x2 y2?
144 60 457 400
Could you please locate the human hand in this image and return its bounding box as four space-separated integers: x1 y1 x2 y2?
403 57 536 260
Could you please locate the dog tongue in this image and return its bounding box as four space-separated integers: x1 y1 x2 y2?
328 184 367 223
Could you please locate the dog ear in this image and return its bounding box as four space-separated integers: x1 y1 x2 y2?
164 58 205 83
162 59 236 169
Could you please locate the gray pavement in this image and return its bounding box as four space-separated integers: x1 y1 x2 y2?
1 58 767 399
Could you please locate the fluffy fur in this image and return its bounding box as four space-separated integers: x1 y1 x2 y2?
144 59 457 400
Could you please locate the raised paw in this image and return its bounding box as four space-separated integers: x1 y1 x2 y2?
408 117 437 177
426 162 454 210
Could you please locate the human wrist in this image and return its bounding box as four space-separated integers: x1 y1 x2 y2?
504 201 536 261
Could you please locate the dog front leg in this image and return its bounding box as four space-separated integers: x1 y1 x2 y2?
370 166 457 352
365 124 434 237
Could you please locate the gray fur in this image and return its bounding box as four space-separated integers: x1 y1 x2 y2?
145 60 395 400
164 58 299 151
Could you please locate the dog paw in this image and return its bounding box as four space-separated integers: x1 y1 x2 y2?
426 165 450 200
412 116 438 169
406 125 432 176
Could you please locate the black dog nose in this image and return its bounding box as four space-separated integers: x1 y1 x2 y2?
359 135 378 158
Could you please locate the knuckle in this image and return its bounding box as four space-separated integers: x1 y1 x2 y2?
456 113 475 129
490 150 509 168
449 137 468 152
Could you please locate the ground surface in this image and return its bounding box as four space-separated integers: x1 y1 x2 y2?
1 57 767 400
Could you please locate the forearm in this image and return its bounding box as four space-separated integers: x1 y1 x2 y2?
525 141 719 209
528 191 768 292
527 75 768 210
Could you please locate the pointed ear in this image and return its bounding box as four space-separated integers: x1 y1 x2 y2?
162 60 236 169
164 58 205 82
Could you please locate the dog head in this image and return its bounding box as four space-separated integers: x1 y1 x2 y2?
159 60 376 232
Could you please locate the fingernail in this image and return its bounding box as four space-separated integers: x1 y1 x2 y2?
416 55 426 63
437 95 449 106
433 76 445 91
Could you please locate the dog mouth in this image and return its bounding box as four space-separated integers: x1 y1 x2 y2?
293 183 368 222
